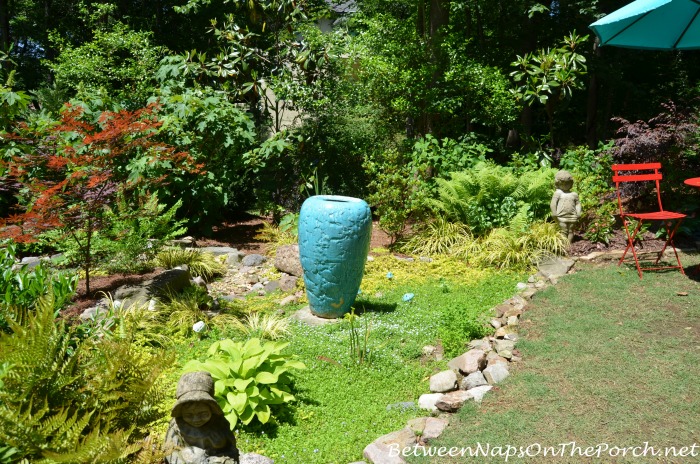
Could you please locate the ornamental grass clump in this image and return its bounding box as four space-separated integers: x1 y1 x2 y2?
155 248 226 281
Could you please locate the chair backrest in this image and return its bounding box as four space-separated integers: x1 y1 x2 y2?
611 162 665 214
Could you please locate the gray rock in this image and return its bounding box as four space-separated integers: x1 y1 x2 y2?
461 371 488 390
421 417 449 443
436 390 473 412
418 393 443 411
242 253 267 267
20 256 41 269
240 453 274 464
169 236 197 248
468 338 492 352
429 370 458 393
274 245 303 276
483 364 510 384
468 385 493 403
521 288 538 299
507 295 527 310
290 306 340 326
419 256 433 262
507 316 519 326
447 349 485 375
386 402 416 412
279 274 298 292
374 427 417 451
225 251 245 267
264 280 281 293
494 339 515 355
245 274 260 285
113 268 191 307
199 246 239 257
537 256 575 279
249 282 265 293
191 276 207 288
279 294 300 306
516 282 528 291
490 319 502 329
363 442 407 464
407 417 427 435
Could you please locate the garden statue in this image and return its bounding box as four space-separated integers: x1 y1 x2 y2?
550 170 582 241
164 371 239 464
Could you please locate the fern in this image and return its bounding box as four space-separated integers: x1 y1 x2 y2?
0 290 172 462
430 162 556 235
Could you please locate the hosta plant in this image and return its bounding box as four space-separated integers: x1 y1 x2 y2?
183 338 305 430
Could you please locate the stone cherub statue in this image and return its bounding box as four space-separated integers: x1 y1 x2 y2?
164 371 239 464
550 170 582 241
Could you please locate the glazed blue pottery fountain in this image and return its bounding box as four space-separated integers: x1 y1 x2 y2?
298 195 372 318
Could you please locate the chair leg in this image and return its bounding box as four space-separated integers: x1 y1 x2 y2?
619 217 644 278
655 220 685 275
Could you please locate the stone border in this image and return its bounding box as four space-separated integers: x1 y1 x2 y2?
359 256 576 464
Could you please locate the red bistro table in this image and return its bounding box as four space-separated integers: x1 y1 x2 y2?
685 177 700 189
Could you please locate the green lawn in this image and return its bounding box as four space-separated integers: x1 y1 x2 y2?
407 258 700 463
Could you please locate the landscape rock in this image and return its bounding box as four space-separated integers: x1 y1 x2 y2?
242 254 267 267
421 417 449 443
435 390 473 412
291 306 340 326
521 288 538 299
429 370 458 393
467 385 493 403
516 282 528 291
507 316 519 326
483 364 510 384
486 354 509 367
363 442 407 464
374 427 417 452
386 402 416 412
447 349 485 375
274 245 303 276
20 256 41 269
418 393 443 411
493 303 511 318
199 246 239 257
537 256 575 279
494 339 515 354
461 371 488 390
264 280 280 293
239 453 274 464
279 294 300 306
113 268 191 307
169 236 197 248
191 276 207 288
279 274 298 292
504 308 523 318
468 338 492 352
225 251 245 267
506 295 527 310
490 319 502 329
407 417 427 435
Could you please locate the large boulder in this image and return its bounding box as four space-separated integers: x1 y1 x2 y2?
274 244 303 277
111 268 192 308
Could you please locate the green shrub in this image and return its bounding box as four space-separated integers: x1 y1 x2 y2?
183 338 305 430
0 290 171 462
430 162 555 235
155 248 226 282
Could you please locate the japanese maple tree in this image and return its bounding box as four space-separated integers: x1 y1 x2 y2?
0 103 202 295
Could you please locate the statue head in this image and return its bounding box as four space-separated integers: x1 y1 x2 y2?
171 371 223 426
554 170 574 192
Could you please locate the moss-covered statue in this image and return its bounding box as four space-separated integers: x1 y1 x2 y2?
550 170 581 241
164 371 239 464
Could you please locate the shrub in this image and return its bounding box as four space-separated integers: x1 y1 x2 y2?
183 338 305 430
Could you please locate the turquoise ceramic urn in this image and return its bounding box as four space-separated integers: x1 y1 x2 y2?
298 195 372 318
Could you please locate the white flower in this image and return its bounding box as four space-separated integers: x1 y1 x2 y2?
192 321 206 333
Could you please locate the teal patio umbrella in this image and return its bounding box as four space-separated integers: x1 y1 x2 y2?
589 0 700 50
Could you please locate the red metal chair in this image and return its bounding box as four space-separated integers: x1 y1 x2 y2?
612 163 686 278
